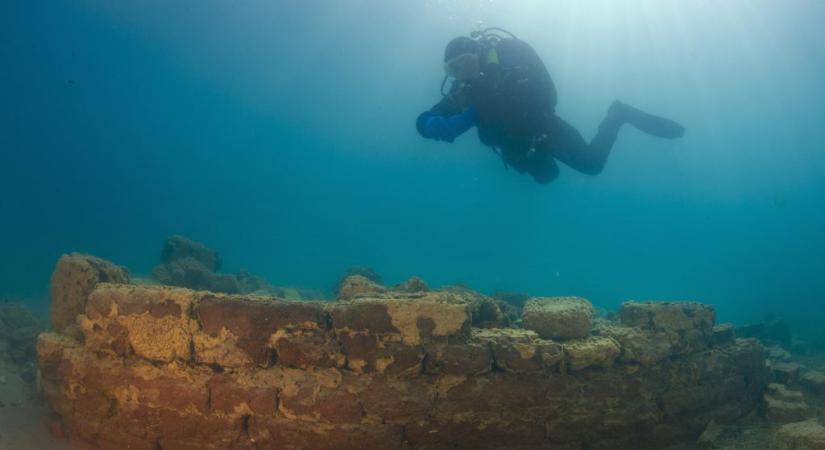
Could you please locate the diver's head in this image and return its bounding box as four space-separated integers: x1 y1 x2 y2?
444 37 482 81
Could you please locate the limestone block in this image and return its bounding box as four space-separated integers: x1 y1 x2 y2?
712 323 736 346
207 370 280 416
337 275 386 301
801 370 825 393
597 325 672 366
522 297 593 340
619 301 715 355
160 235 221 271
270 330 345 370
336 330 424 375
331 298 470 345
773 362 803 385
278 368 365 424
776 420 825 450
765 394 809 424
195 295 327 367
392 276 430 293
475 329 562 373
769 383 805 403
564 336 621 371
79 284 199 363
619 301 714 332
425 342 492 375
50 253 129 332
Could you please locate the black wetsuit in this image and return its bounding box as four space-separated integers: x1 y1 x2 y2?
420 38 626 184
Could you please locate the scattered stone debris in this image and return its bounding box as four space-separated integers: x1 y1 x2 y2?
391 276 429 293
336 274 386 301
334 265 382 297
151 235 288 297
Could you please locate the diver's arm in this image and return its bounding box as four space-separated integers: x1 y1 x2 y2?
416 107 478 143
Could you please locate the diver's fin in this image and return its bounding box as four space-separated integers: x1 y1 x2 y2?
609 101 685 139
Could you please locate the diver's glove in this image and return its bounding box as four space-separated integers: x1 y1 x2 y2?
416 107 478 143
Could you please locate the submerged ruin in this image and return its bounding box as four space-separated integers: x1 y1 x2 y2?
37 253 769 449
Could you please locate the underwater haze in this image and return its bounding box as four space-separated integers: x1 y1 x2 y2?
2 1 825 335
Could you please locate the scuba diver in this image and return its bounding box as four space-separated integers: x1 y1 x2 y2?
416 28 686 184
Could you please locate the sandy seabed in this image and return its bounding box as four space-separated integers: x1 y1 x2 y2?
0 362 69 450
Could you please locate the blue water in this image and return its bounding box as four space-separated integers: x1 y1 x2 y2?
2 1 824 336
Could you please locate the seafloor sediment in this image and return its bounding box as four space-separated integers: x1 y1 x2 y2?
38 253 771 450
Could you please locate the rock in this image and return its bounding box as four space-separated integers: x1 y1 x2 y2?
801 371 825 393
522 297 593 340
391 277 429 293
563 336 620 371
153 256 241 294
336 275 387 301
776 419 825 450
160 235 221 272
773 362 803 384
696 420 724 449
712 323 736 346
50 253 129 332
619 301 714 331
597 324 672 366
768 345 793 362
737 317 792 347
474 329 562 373
618 301 715 355
768 383 805 403
765 401 809 424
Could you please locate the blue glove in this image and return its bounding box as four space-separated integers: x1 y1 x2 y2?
416 107 478 142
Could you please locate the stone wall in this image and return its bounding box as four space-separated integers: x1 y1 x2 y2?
37 257 768 450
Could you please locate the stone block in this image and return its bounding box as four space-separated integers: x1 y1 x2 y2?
79 284 198 363
522 296 593 340
332 298 470 345
195 295 327 367
773 362 803 385
207 371 279 416
425 342 492 375
619 301 715 355
564 336 621 371
475 329 562 373
712 323 736 346
776 419 825 450
619 301 715 332
270 330 344 369
765 394 809 424
337 275 387 301
50 253 129 332
801 370 825 394
597 325 672 366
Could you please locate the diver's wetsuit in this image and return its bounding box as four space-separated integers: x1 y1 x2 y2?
417 38 650 184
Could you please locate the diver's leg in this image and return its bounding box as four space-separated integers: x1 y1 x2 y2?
610 101 685 139
543 114 621 176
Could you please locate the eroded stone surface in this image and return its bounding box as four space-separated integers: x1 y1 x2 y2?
522 296 593 340
776 419 825 450
37 261 769 450
50 253 129 332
